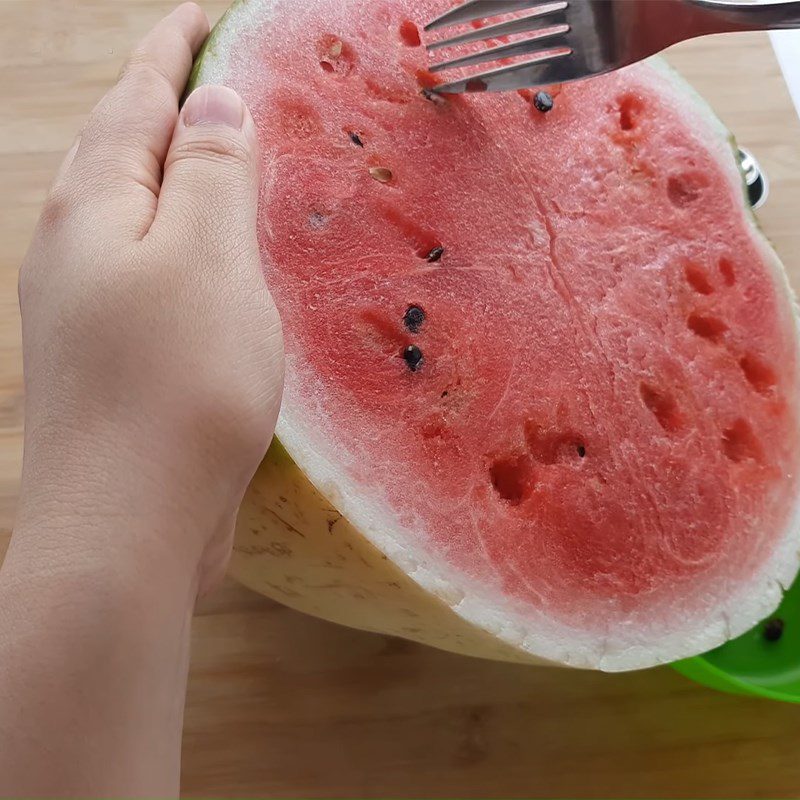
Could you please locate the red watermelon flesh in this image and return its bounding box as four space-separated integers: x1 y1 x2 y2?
197 0 800 668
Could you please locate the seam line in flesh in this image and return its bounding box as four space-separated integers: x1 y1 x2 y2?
531 191 672 585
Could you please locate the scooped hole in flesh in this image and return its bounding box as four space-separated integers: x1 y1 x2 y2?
667 172 706 208
416 69 441 91
525 421 588 465
640 382 682 432
617 94 644 131
489 455 532 505
399 20 421 47
722 418 763 463
277 97 323 139
684 262 714 295
687 312 727 342
316 35 357 76
739 354 777 395
718 257 736 286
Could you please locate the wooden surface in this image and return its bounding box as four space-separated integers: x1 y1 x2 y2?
2 3 800 798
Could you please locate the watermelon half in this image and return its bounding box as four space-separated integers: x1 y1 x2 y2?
192 0 800 670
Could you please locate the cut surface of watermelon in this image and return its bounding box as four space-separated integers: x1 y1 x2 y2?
195 0 800 670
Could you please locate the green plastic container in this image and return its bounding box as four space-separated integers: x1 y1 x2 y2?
672 576 800 703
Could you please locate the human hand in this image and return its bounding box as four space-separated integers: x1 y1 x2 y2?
0 7 282 795
14 2 284 595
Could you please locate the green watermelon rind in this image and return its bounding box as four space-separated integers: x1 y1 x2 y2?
186 0 247 99
189 0 800 672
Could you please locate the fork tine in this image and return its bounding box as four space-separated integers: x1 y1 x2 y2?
430 27 569 73
427 3 568 51
423 0 542 33
435 49 574 94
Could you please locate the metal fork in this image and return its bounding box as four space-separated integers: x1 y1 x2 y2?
426 0 800 94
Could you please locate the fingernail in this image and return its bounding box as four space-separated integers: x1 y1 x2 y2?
182 85 245 130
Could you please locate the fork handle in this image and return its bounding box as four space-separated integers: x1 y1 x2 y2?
689 0 800 32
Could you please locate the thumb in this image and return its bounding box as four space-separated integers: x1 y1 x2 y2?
151 84 260 258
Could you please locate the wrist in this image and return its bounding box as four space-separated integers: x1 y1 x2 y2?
0 517 195 800
16 406 242 556
11 420 234 596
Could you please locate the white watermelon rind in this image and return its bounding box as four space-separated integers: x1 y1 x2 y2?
192 0 800 671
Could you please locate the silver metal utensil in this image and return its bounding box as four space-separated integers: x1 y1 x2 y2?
739 147 769 209
426 0 800 94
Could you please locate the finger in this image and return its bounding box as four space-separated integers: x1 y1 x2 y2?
69 3 210 238
148 84 261 272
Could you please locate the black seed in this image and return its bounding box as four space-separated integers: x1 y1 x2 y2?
533 91 554 113
764 618 784 642
403 305 426 333
441 390 449 398
309 211 327 229
427 246 444 263
348 131 364 147
403 344 424 372
577 445 586 458
421 88 446 104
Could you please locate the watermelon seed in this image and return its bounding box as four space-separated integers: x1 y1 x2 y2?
417 71 445 104
403 344 424 371
526 423 588 464
318 35 357 76
348 131 364 147
309 211 327 229
421 87 446 105
427 246 445 263
441 390 449 398
764 618 784 642
403 305 426 333
370 166 393 183
533 91 554 113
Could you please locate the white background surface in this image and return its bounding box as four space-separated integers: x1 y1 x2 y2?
771 30 800 119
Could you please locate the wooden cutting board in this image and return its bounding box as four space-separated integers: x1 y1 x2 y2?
1 3 799 797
